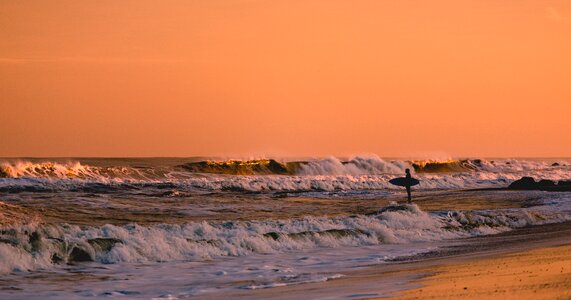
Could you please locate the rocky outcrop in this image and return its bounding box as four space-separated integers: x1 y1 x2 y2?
508 177 571 191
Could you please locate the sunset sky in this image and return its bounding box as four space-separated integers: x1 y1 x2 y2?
1 0 569 158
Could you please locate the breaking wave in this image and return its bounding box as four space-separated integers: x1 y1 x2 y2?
0 161 152 181
1 157 569 193
297 156 408 175
1 200 569 274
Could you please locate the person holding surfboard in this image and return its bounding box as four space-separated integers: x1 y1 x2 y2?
389 169 420 203
404 169 413 202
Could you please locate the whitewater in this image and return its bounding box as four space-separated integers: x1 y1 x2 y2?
1 156 570 193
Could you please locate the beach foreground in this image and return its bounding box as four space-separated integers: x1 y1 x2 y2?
191 220 571 299
398 244 571 299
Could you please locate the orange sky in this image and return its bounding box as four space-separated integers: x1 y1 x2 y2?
1 0 570 157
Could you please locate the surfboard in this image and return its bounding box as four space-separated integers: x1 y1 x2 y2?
389 177 420 187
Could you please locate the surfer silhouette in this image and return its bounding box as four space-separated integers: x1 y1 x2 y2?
404 169 412 202
389 169 420 203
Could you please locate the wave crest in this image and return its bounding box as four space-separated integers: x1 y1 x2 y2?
1 158 569 193
180 159 299 175
298 155 408 175
412 159 481 173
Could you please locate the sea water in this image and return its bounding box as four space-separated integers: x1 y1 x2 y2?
1 156 570 298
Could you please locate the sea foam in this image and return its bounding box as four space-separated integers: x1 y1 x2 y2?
1 198 569 274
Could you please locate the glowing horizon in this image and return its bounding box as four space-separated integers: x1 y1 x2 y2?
1 1 570 157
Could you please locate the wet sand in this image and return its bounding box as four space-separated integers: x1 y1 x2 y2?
220 221 571 299
398 244 571 299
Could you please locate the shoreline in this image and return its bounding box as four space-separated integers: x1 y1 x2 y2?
220 221 571 299
395 244 571 299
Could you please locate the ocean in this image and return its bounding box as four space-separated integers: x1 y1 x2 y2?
1 156 570 299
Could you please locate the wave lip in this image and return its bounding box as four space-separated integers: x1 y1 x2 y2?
179 159 299 175
412 159 482 173
297 156 408 175
0 161 145 181
0 161 95 179
179 155 409 176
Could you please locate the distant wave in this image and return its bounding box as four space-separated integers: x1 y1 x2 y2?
180 159 300 175
412 159 481 173
1 157 569 193
181 156 567 176
297 156 408 175
411 159 567 173
179 156 409 176
2 157 567 179
0 161 146 181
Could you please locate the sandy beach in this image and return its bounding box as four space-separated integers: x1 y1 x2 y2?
217 220 571 299
398 244 571 299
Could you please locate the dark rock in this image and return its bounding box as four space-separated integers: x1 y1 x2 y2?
509 177 571 191
508 177 537 190
552 162 560 166
69 246 93 262
537 180 556 188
